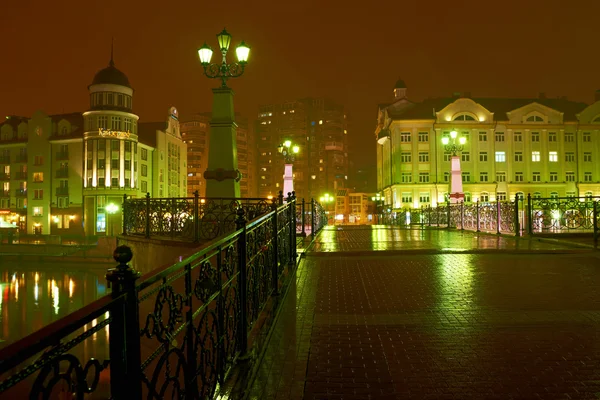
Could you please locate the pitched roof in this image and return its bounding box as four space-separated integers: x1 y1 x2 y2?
386 97 589 121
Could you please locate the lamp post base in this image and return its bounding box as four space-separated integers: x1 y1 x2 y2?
449 192 465 204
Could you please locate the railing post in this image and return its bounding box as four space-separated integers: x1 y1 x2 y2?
271 198 279 295
185 260 200 398
145 192 151 239
496 201 501 235
235 208 248 357
311 199 316 240
278 190 284 206
515 195 521 237
436 206 440 227
287 192 295 266
476 200 481 232
106 246 142 400
527 193 533 236
447 200 451 229
122 194 127 235
594 201 598 246
428 206 432 227
301 198 306 237
193 191 200 242
460 201 464 230
171 198 176 238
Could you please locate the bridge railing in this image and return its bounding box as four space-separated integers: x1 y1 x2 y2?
0 193 328 399
385 195 600 241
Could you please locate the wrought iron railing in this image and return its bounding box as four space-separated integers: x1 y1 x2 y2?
385 195 600 241
0 195 330 399
295 198 328 238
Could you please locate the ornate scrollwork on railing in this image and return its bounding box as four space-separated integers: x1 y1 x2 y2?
530 197 596 233
478 203 497 232
499 202 516 233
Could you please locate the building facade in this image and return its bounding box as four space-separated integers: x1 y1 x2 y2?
256 98 349 201
376 80 600 210
180 112 256 198
0 57 187 235
334 189 376 225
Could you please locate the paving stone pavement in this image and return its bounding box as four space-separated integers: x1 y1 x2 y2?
245 226 600 400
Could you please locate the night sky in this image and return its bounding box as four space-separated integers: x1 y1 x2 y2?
1 0 599 173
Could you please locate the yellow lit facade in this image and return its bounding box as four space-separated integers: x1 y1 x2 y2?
376 80 600 210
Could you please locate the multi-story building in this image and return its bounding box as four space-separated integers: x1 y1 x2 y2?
256 98 349 201
0 57 187 235
180 112 255 197
376 80 600 210
334 189 376 225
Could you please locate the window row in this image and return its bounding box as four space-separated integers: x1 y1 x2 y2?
396 131 593 143
87 116 137 133
400 171 594 183
90 92 133 109
400 151 592 163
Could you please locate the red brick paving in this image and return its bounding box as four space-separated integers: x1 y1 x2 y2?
247 227 600 399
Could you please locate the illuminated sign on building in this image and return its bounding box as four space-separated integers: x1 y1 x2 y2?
98 129 131 138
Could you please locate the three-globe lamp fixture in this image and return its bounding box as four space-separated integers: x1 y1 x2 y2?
278 140 300 164
197 29 250 88
441 130 467 156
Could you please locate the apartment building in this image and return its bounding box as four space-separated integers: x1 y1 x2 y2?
375 80 600 209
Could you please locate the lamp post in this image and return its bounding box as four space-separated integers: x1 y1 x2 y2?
197 29 250 198
278 140 300 198
106 203 119 236
441 130 467 204
319 193 334 225
371 193 383 224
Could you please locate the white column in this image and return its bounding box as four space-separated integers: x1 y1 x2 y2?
283 163 294 198
449 156 464 203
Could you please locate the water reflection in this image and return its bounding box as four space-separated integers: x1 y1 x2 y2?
0 263 109 347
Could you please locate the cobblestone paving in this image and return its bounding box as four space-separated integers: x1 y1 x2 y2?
246 227 600 400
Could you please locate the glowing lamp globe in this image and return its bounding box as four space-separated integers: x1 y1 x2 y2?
442 137 449 145
459 137 467 145
236 41 250 63
450 130 458 139
217 28 232 52
292 145 299 154
284 140 291 148
198 44 213 65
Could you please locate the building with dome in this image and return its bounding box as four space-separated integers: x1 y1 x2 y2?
376 80 600 210
0 55 187 235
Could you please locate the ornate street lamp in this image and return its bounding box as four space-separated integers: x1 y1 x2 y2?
371 193 383 224
106 203 119 236
278 140 300 197
197 29 250 198
442 130 467 203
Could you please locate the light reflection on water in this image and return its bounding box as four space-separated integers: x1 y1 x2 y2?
0 263 110 347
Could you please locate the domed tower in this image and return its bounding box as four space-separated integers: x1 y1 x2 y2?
82 50 140 236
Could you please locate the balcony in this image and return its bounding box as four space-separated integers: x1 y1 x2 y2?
15 189 27 197
325 142 344 152
14 172 27 180
55 152 69 161
0 157 9 164
0 190 9 197
56 187 69 196
56 169 69 178
15 154 27 163
0 173 9 181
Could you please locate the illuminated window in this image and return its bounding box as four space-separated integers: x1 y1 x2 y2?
33 172 43 182
532 172 541 182
495 152 505 162
549 151 558 162
319 120 323 125
566 172 575 182
479 152 488 162
453 114 475 121
319 159 323 163
33 207 43 216
584 152 592 162
319 167 323 171
532 151 540 162
311 175 316 180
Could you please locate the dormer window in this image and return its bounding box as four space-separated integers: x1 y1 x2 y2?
60 126 68 136
592 116 600 123
453 114 476 121
526 115 544 122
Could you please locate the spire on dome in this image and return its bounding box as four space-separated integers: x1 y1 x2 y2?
109 37 114 67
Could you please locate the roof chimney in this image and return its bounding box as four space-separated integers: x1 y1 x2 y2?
595 90 600 102
539 92 546 99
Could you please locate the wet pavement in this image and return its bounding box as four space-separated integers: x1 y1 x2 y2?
246 226 600 399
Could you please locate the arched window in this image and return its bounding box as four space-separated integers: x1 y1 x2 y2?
480 192 489 202
464 192 472 203
585 191 594 200
453 114 476 121
550 191 559 199
533 192 542 199
526 115 544 122
60 126 68 135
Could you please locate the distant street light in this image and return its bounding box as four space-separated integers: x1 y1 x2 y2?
198 29 250 198
442 130 467 203
371 193 384 224
279 140 300 198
